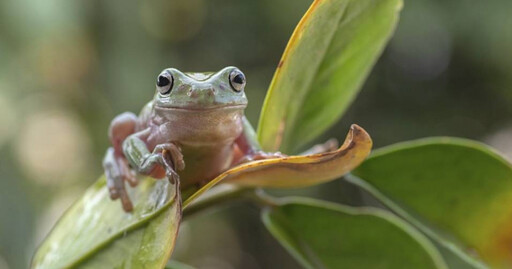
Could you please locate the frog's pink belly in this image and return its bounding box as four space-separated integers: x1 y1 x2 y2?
179 143 234 187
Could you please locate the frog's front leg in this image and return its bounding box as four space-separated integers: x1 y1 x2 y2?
123 136 184 181
103 112 139 211
233 117 287 164
233 117 339 165
107 130 184 212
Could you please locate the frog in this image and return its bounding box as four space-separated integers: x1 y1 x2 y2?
103 66 337 212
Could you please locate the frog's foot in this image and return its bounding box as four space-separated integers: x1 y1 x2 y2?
154 143 185 185
237 151 287 164
300 138 339 155
103 147 137 212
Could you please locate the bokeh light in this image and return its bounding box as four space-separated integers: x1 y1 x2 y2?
30 31 96 91
140 0 206 42
15 108 92 185
485 125 512 160
0 93 16 148
0 255 9 269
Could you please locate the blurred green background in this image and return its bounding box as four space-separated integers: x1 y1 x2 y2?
1 0 511 268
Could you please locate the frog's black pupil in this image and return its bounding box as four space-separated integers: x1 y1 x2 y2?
157 76 170 87
233 74 244 84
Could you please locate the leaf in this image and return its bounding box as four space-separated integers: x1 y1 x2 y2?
431 240 487 269
346 175 488 269
32 176 181 269
351 138 512 268
183 124 371 208
257 0 402 153
262 198 447 269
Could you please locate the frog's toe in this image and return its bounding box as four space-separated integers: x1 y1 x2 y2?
120 160 138 187
118 189 133 212
156 143 185 171
237 151 286 164
104 148 121 198
166 169 180 185
124 172 138 187
169 146 185 171
162 150 181 185
105 170 123 199
103 148 134 212
106 174 133 212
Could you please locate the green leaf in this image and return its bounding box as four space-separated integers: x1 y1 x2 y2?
352 138 512 268
432 241 486 269
262 198 447 269
257 0 402 153
346 175 488 269
32 176 181 269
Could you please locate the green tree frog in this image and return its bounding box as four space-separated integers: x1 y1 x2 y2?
103 67 336 212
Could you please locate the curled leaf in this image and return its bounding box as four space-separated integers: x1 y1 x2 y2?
184 124 371 207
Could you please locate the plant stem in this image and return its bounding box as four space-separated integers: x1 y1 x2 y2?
182 184 250 218
182 185 280 218
246 188 280 208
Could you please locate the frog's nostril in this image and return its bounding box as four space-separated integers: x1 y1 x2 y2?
188 86 215 98
206 88 215 96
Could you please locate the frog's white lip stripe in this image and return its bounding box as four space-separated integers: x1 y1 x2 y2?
154 104 247 111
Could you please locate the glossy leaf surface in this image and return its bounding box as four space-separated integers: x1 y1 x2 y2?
257 0 402 153
262 198 446 269
346 175 488 269
32 177 181 269
352 138 512 268
183 125 371 208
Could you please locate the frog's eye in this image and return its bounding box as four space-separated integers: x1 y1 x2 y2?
156 72 173 95
229 69 246 92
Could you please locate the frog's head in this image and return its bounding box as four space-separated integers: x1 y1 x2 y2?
153 66 248 110
151 66 248 145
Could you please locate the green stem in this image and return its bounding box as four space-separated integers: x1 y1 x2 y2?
182 186 280 218
246 188 280 208
182 184 250 218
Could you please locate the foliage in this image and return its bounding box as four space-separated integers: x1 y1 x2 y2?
31 0 511 268
258 0 401 153
262 198 446 268
32 178 181 268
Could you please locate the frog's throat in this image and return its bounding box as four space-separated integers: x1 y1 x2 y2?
154 104 247 112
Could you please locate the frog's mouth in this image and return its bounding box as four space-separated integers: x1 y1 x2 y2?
155 104 247 111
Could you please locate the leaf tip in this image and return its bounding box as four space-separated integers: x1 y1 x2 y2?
347 124 373 151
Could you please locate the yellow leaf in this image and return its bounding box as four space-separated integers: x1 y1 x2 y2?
184 124 371 208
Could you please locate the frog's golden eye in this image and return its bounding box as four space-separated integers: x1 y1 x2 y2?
156 72 173 95
229 69 246 92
